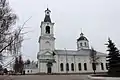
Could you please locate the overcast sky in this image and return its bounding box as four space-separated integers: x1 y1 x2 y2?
9 0 120 60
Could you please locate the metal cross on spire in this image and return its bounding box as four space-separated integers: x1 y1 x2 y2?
80 28 84 36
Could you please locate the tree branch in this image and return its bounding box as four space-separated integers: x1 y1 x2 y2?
0 17 32 53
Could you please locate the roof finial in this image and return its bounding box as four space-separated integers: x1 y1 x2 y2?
45 5 51 13
47 4 48 8
44 5 51 23
47 4 49 10
81 28 82 33
80 28 84 36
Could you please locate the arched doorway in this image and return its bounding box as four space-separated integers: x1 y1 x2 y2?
47 67 51 73
46 62 53 73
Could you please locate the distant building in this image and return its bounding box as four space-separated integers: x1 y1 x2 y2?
24 61 38 74
37 8 107 74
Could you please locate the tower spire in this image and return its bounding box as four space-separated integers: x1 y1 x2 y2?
47 4 48 9
80 28 84 36
81 28 82 33
44 8 51 23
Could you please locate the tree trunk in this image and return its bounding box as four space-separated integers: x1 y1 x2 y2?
92 63 96 74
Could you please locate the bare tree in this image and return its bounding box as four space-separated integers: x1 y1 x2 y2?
0 0 32 71
13 55 24 74
18 55 24 74
24 59 30 68
13 57 19 73
7 29 24 56
1 16 31 55
89 47 100 74
0 0 17 54
0 0 17 66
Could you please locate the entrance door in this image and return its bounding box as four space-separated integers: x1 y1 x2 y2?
47 62 53 74
47 67 51 73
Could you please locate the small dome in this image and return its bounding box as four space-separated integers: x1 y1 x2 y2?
77 33 88 41
77 36 88 41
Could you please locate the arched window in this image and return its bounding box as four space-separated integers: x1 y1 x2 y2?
80 43 82 46
78 63 81 71
71 63 74 71
84 42 87 46
84 63 87 70
101 63 104 70
66 63 69 71
46 26 50 34
60 63 64 71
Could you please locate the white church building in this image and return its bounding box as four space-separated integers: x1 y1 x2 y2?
37 8 107 74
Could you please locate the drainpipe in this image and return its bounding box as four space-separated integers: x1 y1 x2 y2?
58 54 59 73
65 48 68 74
74 55 76 72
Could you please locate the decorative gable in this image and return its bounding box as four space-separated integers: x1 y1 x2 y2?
45 52 51 55
41 51 52 56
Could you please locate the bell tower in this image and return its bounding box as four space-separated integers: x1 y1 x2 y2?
37 8 56 73
39 8 55 52
77 32 89 50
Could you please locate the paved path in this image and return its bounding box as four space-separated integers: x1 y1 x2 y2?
0 75 12 80
10 75 90 80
